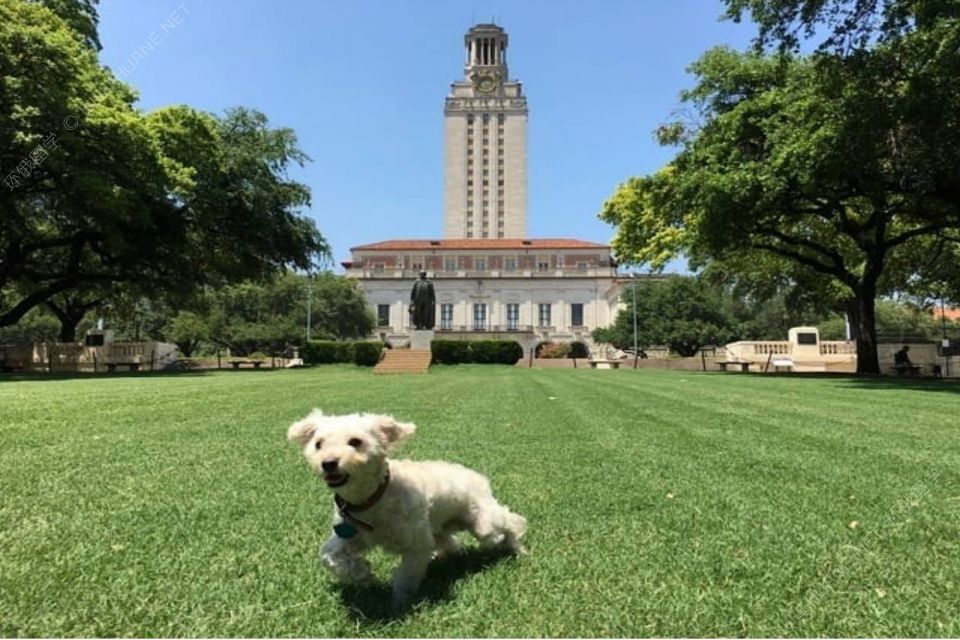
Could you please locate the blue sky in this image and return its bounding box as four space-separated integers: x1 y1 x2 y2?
97 0 755 270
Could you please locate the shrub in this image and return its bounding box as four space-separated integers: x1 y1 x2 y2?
353 341 383 367
431 340 522 365
336 342 355 363
302 340 342 365
432 340 472 364
470 340 524 364
303 340 382 366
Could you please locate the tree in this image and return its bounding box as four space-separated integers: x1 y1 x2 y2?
44 286 104 342
700 259 842 339
307 273 377 341
0 2 329 331
724 0 960 52
600 7 960 373
593 276 739 356
200 273 375 356
163 311 208 358
34 0 101 49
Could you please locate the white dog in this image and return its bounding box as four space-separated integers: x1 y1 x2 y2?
288 410 527 608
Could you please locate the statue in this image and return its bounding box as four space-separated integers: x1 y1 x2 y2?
409 271 436 330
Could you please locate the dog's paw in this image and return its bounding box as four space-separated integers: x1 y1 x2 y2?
322 551 374 585
391 587 416 612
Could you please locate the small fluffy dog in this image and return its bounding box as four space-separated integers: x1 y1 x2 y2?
288 410 527 607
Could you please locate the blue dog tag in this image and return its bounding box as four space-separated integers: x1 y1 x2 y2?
333 522 357 539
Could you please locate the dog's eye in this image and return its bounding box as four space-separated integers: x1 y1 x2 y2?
348 438 363 449
314 439 323 450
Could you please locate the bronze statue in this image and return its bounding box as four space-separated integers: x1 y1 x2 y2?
409 271 436 330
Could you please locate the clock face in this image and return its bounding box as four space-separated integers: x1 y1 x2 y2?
476 73 497 94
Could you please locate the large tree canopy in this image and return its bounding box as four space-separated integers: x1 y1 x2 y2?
601 3 960 374
34 0 100 49
725 0 960 50
0 1 329 331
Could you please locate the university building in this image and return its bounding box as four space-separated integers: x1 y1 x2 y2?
343 24 623 350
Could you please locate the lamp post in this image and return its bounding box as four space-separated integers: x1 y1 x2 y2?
941 295 948 342
305 273 314 341
631 271 638 369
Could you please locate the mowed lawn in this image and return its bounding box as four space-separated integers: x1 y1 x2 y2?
1 366 959 637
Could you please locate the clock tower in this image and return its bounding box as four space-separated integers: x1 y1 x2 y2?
444 24 528 239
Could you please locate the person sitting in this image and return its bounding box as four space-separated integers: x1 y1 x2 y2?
893 345 919 375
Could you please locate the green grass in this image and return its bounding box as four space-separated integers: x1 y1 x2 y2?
1 366 959 637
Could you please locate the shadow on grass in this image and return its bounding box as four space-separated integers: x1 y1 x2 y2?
0 367 282 383
833 375 960 394
709 369 960 394
336 547 517 624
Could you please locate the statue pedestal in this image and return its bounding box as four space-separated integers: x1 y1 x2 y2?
409 329 434 351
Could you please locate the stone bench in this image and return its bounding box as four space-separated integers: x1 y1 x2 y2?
589 360 621 369
717 361 751 372
230 360 264 370
105 362 141 372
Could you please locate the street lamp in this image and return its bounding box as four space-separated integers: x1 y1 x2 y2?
631 271 638 369
305 273 314 341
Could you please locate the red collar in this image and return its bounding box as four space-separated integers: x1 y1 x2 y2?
333 471 390 531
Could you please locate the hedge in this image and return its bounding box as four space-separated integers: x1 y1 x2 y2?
353 341 383 366
431 340 523 365
302 340 382 367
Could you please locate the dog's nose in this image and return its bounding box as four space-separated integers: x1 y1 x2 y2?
322 458 339 473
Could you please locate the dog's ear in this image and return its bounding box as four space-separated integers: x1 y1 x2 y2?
288 409 322 447
374 415 416 448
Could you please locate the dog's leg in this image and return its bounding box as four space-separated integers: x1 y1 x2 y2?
391 549 433 610
320 534 373 585
469 500 528 554
434 532 462 558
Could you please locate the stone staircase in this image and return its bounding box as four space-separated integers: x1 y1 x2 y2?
373 349 432 374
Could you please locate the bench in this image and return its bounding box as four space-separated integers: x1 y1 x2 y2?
230 360 264 370
589 360 621 369
105 362 141 372
891 364 922 377
770 357 794 373
717 361 751 372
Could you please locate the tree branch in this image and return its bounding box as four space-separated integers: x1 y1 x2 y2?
884 222 949 250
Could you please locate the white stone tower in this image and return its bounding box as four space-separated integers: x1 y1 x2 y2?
443 24 528 239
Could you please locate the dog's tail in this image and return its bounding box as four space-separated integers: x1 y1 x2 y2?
481 501 527 554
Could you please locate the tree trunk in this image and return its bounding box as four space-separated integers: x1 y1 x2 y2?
58 320 80 343
847 289 880 375
46 299 95 344
176 340 197 358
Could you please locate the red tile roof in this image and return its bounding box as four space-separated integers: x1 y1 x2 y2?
350 238 609 251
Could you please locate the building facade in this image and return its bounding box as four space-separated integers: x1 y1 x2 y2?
343 24 624 352
344 239 621 348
